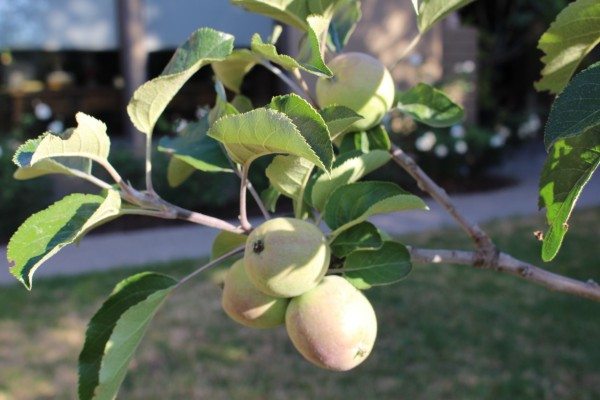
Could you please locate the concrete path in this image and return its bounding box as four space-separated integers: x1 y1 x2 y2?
1 145 599 285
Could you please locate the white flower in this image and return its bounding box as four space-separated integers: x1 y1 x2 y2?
489 134 506 148
175 119 188 132
453 60 476 74
450 125 465 139
47 120 64 133
415 131 437 152
408 53 424 67
34 102 52 120
434 144 448 158
454 140 468 154
495 125 511 138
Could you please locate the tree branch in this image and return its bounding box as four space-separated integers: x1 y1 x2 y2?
409 247 600 302
390 144 498 265
238 164 253 232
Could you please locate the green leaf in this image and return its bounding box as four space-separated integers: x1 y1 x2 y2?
324 181 428 236
7 190 121 289
311 150 391 211
158 116 233 173
266 155 315 217
211 231 247 260
366 124 392 151
14 156 92 181
297 15 333 77
208 107 331 171
535 0 600 94
231 95 254 113
15 113 110 168
166 157 196 187
211 49 257 93
78 272 177 400
417 0 475 33
396 83 464 127
261 185 281 212
231 0 310 31
330 221 382 257
251 33 303 71
128 28 234 135
539 127 600 261
268 93 334 169
544 62 600 150
319 105 363 139
327 0 362 52
343 241 412 289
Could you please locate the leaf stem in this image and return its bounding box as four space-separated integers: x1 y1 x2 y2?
259 60 311 102
67 169 114 190
176 245 245 288
292 68 316 104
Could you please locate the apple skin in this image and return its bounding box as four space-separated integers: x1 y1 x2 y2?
285 275 377 371
221 259 289 329
244 217 330 298
316 52 395 132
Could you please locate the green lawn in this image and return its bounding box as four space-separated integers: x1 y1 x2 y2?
1 208 599 400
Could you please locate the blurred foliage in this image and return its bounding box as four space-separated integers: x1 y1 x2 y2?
0 139 53 242
459 0 573 125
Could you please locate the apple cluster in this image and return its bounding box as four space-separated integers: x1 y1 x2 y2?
221 217 378 371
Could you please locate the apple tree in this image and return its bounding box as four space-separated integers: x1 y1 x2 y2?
5 0 600 398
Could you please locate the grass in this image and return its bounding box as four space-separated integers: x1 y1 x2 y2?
0 208 599 400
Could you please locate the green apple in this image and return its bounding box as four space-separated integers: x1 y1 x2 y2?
316 52 395 132
286 275 377 371
221 259 289 329
244 217 330 298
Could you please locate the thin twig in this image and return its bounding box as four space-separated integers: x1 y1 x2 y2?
176 245 246 288
226 157 270 221
259 60 310 100
239 164 253 232
390 33 422 71
389 144 497 265
292 68 316 104
409 247 600 302
68 169 114 190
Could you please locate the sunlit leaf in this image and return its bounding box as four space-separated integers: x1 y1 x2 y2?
396 83 464 127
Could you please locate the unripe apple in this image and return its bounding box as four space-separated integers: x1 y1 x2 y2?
316 52 395 132
244 217 330 298
285 275 377 371
221 259 289 329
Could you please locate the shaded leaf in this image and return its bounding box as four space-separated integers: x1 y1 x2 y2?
297 15 333 77
311 150 391 211
319 105 363 139
166 157 196 187
128 28 234 135
208 108 330 171
7 190 121 289
158 116 233 173
231 95 254 113
266 155 314 217
544 62 600 150
231 0 310 30
261 185 281 212
343 241 412 289
366 124 392 150
417 0 475 33
211 231 247 260
539 127 600 261
327 0 362 53
211 49 257 93
535 0 600 94
78 272 177 400
251 33 303 71
396 83 464 127
268 93 334 169
324 181 428 236
330 221 382 257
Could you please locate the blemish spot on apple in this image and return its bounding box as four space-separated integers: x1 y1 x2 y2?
252 239 265 254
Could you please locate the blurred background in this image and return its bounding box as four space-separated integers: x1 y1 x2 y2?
1 1 599 399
